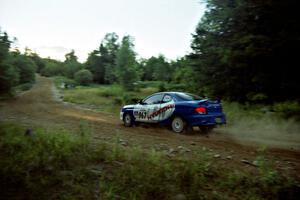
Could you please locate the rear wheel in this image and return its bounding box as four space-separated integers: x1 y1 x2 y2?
171 117 186 133
123 113 133 127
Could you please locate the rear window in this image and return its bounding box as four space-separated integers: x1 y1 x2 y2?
175 93 203 101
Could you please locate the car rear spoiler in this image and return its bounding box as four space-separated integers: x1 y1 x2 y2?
198 98 221 104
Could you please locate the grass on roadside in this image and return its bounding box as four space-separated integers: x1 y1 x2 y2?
54 76 159 114
0 122 298 200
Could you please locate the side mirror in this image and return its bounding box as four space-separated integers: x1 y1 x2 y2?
137 99 144 105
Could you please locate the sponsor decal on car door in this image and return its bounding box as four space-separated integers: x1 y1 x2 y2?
147 94 175 122
157 101 175 121
133 94 163 123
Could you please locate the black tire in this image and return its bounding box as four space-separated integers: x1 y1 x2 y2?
199 126 214 134
123 113 133 127
171 116 186 133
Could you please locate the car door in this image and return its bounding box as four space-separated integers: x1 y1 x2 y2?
158 94 176 121
134 94 163 123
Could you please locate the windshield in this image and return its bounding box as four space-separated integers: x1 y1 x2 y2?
175 92 203 101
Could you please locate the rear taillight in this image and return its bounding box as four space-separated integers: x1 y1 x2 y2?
195 107 206 114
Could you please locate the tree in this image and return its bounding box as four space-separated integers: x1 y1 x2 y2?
85 32 119 84
40 58 64 77
85 49 105 83
28 52 46 73
0 30 18 95
152 55 171 82
102 33 119 84
142 57 156 81
116 35 138 91
9 51 37 84
171 57 197 92
64 50 82 78
190 0 300 102
74 69 93 86
141 55 172 82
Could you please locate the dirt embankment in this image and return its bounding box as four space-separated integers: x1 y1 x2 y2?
1 76 299 180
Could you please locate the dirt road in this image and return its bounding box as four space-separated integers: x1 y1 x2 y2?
1 76 299 179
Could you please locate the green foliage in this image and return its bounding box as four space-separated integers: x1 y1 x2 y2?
103 33 119 84
14 83 34 92
152 55 172 82
190 0 300 102
85 49 105 83
9 51 37 84
0 30 10 60
255 149 280 187
31 54 46 73
158 82 166 92
25 48 46 73
121 92 139 104
99 84 123 97
85 33 119 84
0 123 93 199
58 83 158 114
272 101 300 119
142 55 172 82
170 57 199 93
0 63 19 96
61 86 122 114
40 58 64 77
74 69 93 86
0 30 18 95
54 76 77 89
0 123 297 199
39 50 82 79
0 30 39 96
64 50 82 78
116 35 138 91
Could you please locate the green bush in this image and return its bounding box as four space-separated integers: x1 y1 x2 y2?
158 82 166 92
0 63 19 96
99 85 123 97
122 92 139 104
136 81 162 88
10 53 36 84
0 123 92 199
273 101 300 119
14 83 33 92
54 76 77 89
113 97 123 105
41 63 64 77
74 69 93 86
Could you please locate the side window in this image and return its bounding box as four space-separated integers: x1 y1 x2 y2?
162 95 172 103
143 94 163 104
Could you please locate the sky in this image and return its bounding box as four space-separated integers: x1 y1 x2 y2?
0 0 206 62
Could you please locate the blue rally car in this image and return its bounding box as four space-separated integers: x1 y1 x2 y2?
120 92 226 133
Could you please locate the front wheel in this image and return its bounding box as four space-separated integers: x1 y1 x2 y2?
123 113 133 127
171 117 186 133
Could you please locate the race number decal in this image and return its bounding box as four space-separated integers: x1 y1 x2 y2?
148 101 175 121
138 110 147 119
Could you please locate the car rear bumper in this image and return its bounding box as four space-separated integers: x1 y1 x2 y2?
186 113 226 127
